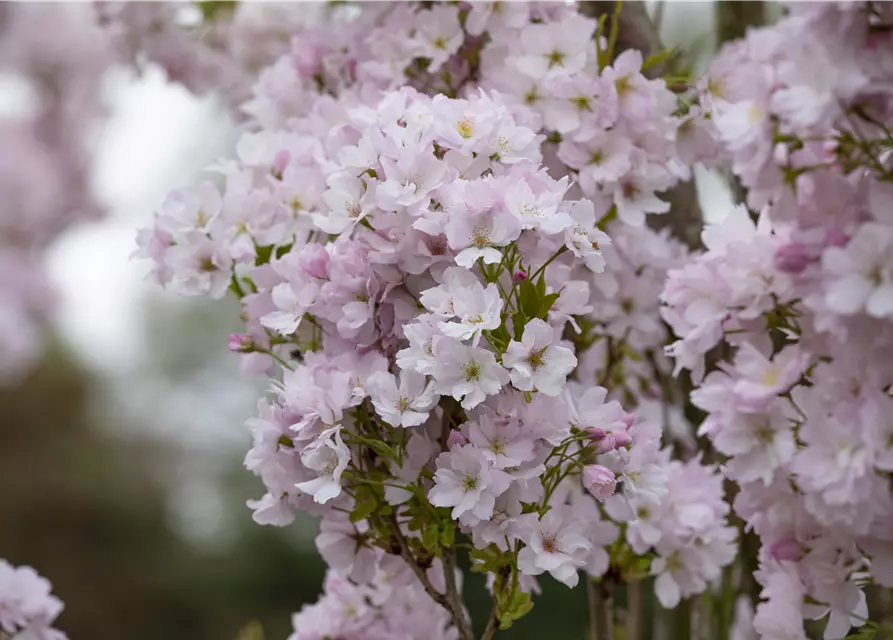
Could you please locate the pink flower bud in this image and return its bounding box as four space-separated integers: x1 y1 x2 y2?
769 538 804 562
228 333 254 353
586 427 607 441
620 412 636 429
773 242 811 274
824 227 849 248
299 244 329 279
272 150 291 177
593 436 617 454
612 430 632 449
513 270 527 284
582 465 617 501
447 430 467 449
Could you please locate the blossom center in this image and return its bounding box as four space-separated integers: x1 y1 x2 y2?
463 361 482 382
472 226 491 248
346 201 362 218
457 117 475 139
571 95 590 111
527 347 548 371
524 88 542 105
547 49 565 68
615 75 631 95
542 535 558 553
746 103 764 125
754 421 774 444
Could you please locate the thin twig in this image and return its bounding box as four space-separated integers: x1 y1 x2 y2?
386 514 450 610
480 601 500 640
443 546 475 640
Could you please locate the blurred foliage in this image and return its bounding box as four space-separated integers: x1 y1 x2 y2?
0 337 325 639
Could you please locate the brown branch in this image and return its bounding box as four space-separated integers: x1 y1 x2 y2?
580 1 662 73
386 514 474 640
480 601 500 640
386 514 450 610
442 545 475 640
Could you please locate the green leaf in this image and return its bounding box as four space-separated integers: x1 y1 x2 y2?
518 279 540 318
537 292 560 320
351 435 397 462
349 485 378 523
497 589 534 629
512 313 528 342
439 523 456 548
535 273 547 298
470 545 509 574
486 324 511 350
596 205 617 230
644 47 679 72
197 1 236 22
422 523 439 551
255 244 275 265
229 274 245 299
350 500 377 524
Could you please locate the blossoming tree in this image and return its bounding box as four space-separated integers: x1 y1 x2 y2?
3 2 893 640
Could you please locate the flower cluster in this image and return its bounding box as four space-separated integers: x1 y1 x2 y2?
135 1 737 636
0 561 66 640
663 3 893 637
288 569 457 640
97 1 328 111
0 4 110 382
139 53 730 631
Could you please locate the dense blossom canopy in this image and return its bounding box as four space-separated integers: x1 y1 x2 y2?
3 2 893 639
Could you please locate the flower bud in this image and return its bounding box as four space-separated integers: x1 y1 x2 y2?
447 429 467 449
824 227 849 248
612 430 632 449
299 243 330 279
513 270 527 284
586 427 607 441
273 149 291 176
773 242 811 274
228 333 254 353
593 436 616 454
769 538 804 562
582 465 617 501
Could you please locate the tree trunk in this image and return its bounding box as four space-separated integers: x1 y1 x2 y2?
715 1 766 44
580 1 704 248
